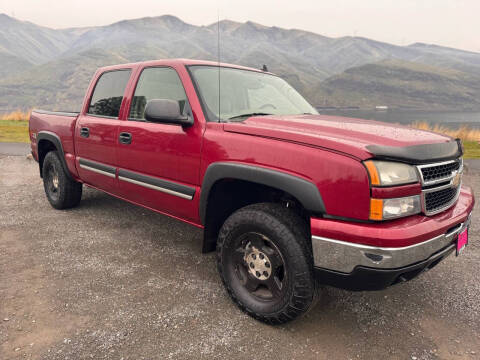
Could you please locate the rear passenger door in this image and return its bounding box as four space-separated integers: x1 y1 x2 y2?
75 69 131 191
116 66 203 222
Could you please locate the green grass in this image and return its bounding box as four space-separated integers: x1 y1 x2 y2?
463 141 480 159
0 120 29 143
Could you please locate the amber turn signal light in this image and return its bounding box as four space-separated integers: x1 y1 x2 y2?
364 160 380 186
369 198 383 220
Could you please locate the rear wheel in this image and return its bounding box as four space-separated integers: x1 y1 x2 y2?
217 203 317 324
42 151 82 209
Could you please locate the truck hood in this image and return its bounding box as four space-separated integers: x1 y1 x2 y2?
223 114 461 163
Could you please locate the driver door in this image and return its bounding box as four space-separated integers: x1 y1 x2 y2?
115 66 203 222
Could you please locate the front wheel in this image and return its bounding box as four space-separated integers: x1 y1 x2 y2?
217 203 317 324
42 151 82 209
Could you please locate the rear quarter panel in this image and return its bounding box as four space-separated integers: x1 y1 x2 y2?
29 112 79 179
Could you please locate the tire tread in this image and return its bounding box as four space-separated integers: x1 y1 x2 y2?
217 203 317 324
42 151 82 209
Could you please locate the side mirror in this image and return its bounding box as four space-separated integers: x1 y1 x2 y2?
144 99 193 126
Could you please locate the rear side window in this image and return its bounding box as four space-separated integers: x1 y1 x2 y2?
129 67 189 121
88 70 131 118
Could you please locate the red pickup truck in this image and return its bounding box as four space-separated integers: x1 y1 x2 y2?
29 59 474 324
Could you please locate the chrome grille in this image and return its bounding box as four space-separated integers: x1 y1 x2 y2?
420 160 461 183
417 158 462 215
424 186 459 213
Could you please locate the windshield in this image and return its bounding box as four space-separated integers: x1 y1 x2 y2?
188 66 318 121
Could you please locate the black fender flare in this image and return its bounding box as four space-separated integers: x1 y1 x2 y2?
37 131 73 180
199 162 326 224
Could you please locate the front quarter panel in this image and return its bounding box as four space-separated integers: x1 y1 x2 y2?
314 154 371 220
201 123 371 220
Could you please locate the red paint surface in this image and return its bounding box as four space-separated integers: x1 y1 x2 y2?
371 183 422 199
223 114 451 161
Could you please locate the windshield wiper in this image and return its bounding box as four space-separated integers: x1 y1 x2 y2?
228 112 273 120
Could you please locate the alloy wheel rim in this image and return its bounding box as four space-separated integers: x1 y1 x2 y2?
231 232 286 301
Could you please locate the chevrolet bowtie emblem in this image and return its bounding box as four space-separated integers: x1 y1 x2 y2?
452 171 461 187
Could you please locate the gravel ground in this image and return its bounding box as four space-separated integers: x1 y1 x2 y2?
0 155 479 360
0 143 30 156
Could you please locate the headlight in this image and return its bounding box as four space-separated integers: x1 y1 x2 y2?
370 195 421 220
365 160 418 186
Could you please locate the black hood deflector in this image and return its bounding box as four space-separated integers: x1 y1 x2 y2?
366 139 462 164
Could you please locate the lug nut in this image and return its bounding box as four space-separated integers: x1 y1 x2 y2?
252 254 256 260
265 262 270 268
250 262 254 268
256 271 261 277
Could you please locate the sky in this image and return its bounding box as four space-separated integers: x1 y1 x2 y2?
1 0 479 52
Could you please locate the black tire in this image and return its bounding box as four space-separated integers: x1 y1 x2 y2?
42 151 82 209
217 203 317 324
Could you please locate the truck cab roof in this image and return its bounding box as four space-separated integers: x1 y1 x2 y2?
96 58 271 75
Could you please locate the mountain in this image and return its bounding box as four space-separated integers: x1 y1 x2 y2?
0 49 130 112
0 14 74 64
407 43 480 73
0 14 479 111
314 59 480 110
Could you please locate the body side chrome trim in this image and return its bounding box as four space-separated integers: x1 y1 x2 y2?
312 214 470 273
79 164 116 178
78 158 116 178
117 168 195 200
118 176 193 200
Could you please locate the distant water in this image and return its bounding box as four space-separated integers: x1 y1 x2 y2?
319 110 480 129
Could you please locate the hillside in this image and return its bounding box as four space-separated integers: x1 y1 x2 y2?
314 60 480 110
1 14 480 111
0 14 74 65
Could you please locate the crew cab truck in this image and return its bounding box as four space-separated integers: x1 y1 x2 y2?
29 59 475 324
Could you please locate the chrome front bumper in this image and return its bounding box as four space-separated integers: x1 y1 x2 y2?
312 213 471 273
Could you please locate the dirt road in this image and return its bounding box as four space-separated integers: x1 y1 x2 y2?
1 155 479 360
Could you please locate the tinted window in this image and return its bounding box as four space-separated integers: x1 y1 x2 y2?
88 70 131 117
129 67 189 120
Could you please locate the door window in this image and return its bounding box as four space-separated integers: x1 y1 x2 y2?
129 67 189 121
87 70 131 118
